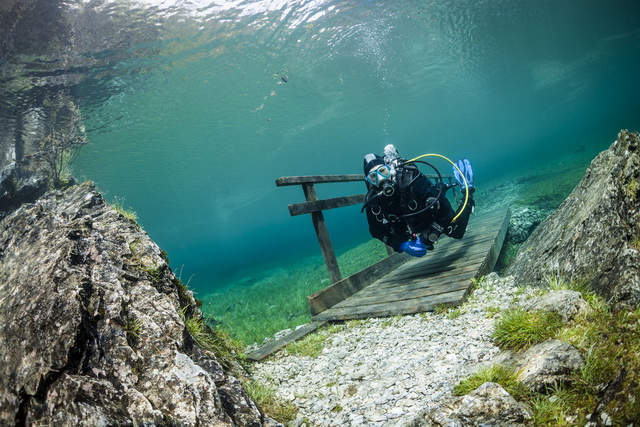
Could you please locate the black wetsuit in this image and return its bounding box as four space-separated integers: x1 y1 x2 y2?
364 163 474 252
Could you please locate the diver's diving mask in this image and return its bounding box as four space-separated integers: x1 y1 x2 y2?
366 164 392 186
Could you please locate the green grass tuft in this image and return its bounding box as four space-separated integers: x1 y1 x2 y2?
493 308 563 351
112 198 138 223
243 379 298 423
454 364 529 401
284 324 342 358
183 313 245 370
125 317 144 347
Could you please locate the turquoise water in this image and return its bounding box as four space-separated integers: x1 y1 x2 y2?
65 0 640 297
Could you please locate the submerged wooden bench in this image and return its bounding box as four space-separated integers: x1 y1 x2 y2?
247 173 509 361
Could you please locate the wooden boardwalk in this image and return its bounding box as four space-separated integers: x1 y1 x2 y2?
311 208 510 321
247 208 509 361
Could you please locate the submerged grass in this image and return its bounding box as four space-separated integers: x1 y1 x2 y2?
183 312 246 371
454 275 640 425
284 324 343 358
200 239 388 346
454 364 529 401
200 151 596 348
493 308 564 351
243 379 298 423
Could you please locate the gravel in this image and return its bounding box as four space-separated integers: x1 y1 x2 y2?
250 273 538 426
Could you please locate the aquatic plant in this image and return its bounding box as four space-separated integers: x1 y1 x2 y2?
624 179 638 201
112 199 138 223
284 324 343 358
125 317 144 347
242 379 298 423
183 311 245 371
492 308 563 351
453 364 529 401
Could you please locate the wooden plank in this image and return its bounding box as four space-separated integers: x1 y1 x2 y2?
331 277 473 309
477 209 510 278
276 173 455 187
307 252 410 315
313 289 468 321
276 175 365 186
356 264 481 297
303 183 342 283
246 321 327 361
381 248 489 278
288 194 366 216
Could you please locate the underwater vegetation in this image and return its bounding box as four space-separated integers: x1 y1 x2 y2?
199 240 389 346
454 275 640 425
200 154 594 347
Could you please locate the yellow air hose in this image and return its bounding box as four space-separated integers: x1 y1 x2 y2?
404 153 469 223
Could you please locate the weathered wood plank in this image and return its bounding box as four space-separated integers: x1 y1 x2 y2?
303 183 342 283
330 277 473 309
288 194 366 216
307 252 410 315
313 289 468 321
356 264 481 297
377 251 488 283
276 173 455 187
246 321 328 361
477 208 510 278
276 175 365 186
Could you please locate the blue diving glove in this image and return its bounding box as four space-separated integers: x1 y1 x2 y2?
453 158 474 192
399 239 428 257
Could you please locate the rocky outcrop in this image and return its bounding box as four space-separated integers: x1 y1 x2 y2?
0 164 49 220
507 207 550 244
513 339 584 392
508 130 640 306
0 182 273 426
410 382 532 427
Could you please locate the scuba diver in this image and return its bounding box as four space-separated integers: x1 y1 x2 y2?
362 144 475 257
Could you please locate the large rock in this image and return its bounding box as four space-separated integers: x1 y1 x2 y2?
0 164 48 220
0 182 273 425
513 340 584 392
508 130 640 305
408 382 532 427
526 290 591 322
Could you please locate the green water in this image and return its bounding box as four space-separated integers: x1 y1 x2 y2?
27 0 640 343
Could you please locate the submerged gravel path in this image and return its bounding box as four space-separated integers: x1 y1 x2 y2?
250 273 537 426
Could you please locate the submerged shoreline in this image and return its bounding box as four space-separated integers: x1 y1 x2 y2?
201 149 596 347
250 274 536 426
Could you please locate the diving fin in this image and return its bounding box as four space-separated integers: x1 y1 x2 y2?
453 158 474 191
